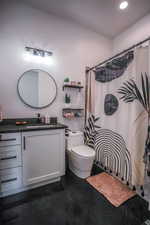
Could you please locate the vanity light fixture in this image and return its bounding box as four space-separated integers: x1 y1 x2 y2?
24 47 54 65
119 1 128 10
25 47 53 57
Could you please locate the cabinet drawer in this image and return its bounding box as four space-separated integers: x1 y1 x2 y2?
0 145 22 169
0 167 22 192
0 133 21 147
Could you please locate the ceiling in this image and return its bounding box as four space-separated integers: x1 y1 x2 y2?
21 0 150 38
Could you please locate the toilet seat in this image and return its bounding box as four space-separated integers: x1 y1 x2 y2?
71 145 95 158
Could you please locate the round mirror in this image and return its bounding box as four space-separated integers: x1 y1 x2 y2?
17 69 57 109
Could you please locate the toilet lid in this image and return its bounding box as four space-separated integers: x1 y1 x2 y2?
71 145 95 157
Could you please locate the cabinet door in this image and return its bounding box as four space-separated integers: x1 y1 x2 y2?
22 130 65 186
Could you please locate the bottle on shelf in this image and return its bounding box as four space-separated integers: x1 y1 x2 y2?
45 113 50 124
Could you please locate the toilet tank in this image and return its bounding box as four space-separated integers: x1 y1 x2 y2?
67 131 84 149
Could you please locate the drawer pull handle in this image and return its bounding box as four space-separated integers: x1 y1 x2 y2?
1 177 17 184
23 137 26 150
0 138 16 142
1 156 17 160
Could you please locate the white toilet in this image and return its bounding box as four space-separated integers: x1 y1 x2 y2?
66 131 95 178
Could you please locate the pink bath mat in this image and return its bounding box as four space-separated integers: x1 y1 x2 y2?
87 172 136 207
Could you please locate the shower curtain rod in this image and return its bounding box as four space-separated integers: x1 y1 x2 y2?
87 36 150 73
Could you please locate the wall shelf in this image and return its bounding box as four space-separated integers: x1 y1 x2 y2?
63 115 83 118
62 83 84 119
63 84 84 91
62 108 84 119
62 108 84 111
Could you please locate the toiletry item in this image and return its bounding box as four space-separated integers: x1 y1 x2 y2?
71 81 76 85
36 113 41 123
16 122 21 125
45 114 50 124
74 112 82 117
50 117 57 125
65 94 71 104
0 105 3 122
41 116 45 124
64 112 74 119
16 121 28 125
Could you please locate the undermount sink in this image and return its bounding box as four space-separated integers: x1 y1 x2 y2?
26 124 57 129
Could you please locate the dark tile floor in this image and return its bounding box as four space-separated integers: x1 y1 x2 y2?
0 166 149 225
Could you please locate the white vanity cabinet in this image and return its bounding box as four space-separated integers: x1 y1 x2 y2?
22 129 65 186
0 128 66 197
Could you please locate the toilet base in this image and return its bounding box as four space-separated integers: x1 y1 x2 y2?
69 163 92 179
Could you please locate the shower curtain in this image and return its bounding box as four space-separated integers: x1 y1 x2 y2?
85 43 150 188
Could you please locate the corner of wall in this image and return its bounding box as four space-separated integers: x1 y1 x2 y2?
112 13 150 55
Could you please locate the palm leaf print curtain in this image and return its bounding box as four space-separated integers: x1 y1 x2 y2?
85 43 150 191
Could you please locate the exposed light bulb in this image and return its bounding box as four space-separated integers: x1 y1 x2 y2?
23 52 54 65
119 1 128 10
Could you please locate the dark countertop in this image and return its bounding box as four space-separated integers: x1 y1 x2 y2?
0 123 67 133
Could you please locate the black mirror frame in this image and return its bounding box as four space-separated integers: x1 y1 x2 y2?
17 69 58 109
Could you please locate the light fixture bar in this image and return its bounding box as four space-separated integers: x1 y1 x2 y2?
25 47 53 56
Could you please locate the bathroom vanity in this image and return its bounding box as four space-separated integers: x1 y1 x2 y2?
0 122 66 197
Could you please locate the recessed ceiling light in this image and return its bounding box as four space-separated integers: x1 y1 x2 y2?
119 1 128 10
